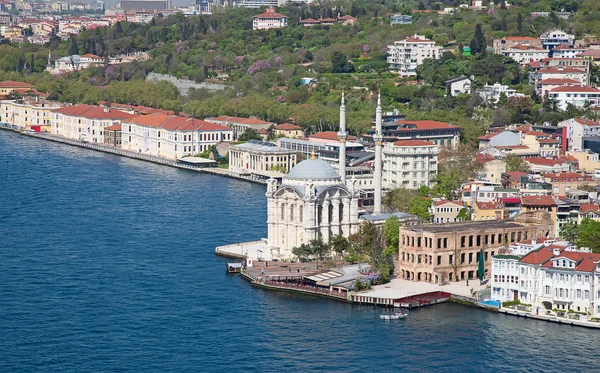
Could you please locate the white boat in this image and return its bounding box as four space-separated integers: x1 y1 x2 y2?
380 311 408 320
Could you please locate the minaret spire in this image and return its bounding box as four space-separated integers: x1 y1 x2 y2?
373 91 383 215
338 91 347 184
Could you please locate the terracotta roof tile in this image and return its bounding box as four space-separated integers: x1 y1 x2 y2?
0 80 33 88
392 140 435 147
274 123 301 130
53 104 134 120
521 195 557 207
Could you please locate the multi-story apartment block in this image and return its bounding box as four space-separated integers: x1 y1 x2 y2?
548 85 600 111
362 120 460 150
122 114 233 160
558 117 600 150
500 43 549 66
540 30 575 51
387 35 441 76
530 67 588 85
52 105 133 142
493 36 542 54
382 140 438 190
552 44 588 59
252 8 288 30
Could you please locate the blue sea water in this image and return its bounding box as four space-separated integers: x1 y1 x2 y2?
1 130 600 373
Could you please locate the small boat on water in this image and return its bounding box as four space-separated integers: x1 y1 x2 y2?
380 310 408 320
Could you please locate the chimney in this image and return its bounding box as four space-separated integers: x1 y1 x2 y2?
531 239 536 246
103 106 109 113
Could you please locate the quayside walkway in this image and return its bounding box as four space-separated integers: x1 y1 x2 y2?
2 129 266 185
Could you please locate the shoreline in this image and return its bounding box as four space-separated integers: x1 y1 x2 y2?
0 127 267 185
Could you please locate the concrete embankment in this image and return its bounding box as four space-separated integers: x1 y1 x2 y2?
498 308 600 329
1 128 266 185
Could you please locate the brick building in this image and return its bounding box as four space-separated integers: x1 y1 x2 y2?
397 211 554 284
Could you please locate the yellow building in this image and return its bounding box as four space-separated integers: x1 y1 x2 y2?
579 204 600 223
566 150 600 172
521 195 557 230
472 201 505 221
0 81 34 96
274 123 303 138
0 98 63 131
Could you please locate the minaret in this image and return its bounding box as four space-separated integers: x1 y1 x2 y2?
337 92 347 184
373 92 383 215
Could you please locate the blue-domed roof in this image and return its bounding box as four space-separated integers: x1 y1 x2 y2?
286 159 339 180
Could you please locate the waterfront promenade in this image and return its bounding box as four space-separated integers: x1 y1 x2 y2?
0 127 267 185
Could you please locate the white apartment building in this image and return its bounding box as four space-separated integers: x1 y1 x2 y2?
382 139 438 190
500 43 549 66
0 99 63 130
477 83 525 105
491 243 600 316
51 104 133 142
252 8 288 30
387 35 441 76
121 114 233 160
540 30 575 51
531 67 588 85
552 44 588 59
548 85 600 111
557 117 600 151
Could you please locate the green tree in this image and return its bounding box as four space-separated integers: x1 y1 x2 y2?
470 24 486 55
331 51 355 73
68 36 79 56
330 235 350 259
577 218 600 253
505 154 530 172
238 128 262 142
383 216 400 255
517 13 523 34
560 222 579 245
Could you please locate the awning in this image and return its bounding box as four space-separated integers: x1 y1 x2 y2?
502 198 521 203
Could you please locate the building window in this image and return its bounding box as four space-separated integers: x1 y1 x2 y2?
545 285 550 295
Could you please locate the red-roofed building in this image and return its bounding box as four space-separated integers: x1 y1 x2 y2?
206 115 274 140
542 172 596 196
309 131 358 143
252 8 288 30
579 204 600 222
472 201 505 221
52 104 135 142
492 240 600 314
501 43 549 65
536 78 581 96
0 80 34 96
493 36 542 54
531 66 588 85
552 44 587 59
121 114 233 160
525 157 572 174
383 139 439 190
274 123 302 138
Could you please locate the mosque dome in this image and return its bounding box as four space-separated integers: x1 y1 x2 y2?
286 158 339 180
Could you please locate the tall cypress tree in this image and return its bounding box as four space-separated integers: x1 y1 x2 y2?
517 13 523 34
68 36 79 56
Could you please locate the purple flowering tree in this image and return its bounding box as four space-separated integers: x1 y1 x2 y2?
362 44 370 54
235 55 244 64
